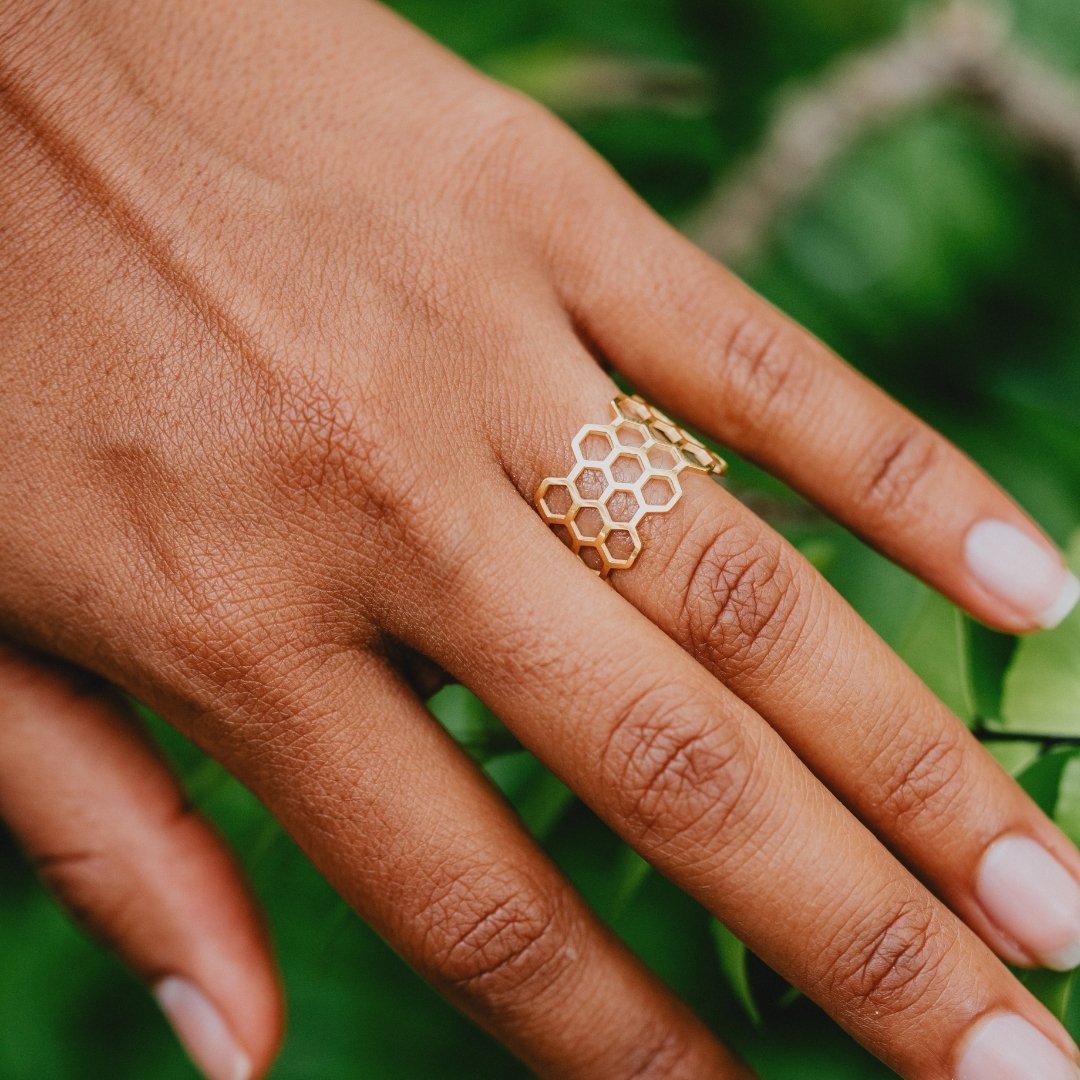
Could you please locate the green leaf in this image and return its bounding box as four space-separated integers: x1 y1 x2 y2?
609 846 653 916
1023 968 1078 1022
896 591 976 724
999 532 1080 737
485 753 577 840
968 621 1017 724
711 920 762 1026
1015 749 1077 817
1053 753 1080 846
987 740 1043 777
427 683 522 760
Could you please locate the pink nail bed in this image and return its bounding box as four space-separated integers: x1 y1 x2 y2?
976 835 1080 972
155 976 251 1080
956 1013 1080 1080
965 520 1080 629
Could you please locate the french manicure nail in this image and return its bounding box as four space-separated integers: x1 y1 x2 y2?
965 520 1080 629
977 835 1080 971
155 976 251 1080
956 1013 1080 1080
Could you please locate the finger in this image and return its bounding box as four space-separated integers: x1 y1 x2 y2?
551 191 1080 633
390 483 1080 1080
0 643 280 1080
519 367 1080 973
195 649 752 1080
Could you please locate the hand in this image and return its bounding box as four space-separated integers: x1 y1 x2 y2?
2 3 1080 1079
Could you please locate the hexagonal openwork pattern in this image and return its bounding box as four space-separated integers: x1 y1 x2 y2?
534 394 728 578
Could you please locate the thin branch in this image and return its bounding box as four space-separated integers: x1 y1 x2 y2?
690 0 1080 264
974 725 1080 748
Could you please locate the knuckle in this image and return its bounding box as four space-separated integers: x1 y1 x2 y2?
145 567 358 728
34 849 132 948
858 424 942 524
464 98 542 173
35 850 103 916
622 1028 701 1080
828 896 947 1015
447 91 565 217
673 517 802 676
599 683 757 851
153 570 319 696
252 357 459 545
248 357 433 549
878 728 968 827
255 360 373 507
713 311 813 433
418 869 576 1010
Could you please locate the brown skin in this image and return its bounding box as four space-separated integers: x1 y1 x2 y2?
1 2 1078 1078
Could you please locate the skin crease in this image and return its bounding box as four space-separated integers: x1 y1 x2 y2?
2 2 1080 1080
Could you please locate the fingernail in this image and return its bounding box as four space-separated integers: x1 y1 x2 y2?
155 976 252 1080
976 835 1080 971
957 1013 1080 1080
965 520 1080 629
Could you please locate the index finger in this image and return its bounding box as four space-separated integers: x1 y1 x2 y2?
556 198 1080 634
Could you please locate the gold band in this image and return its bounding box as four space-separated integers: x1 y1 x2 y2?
534 395 727 578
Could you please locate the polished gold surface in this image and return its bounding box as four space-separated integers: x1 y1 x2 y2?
535 395 727 578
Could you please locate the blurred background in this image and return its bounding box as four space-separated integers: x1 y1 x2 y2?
2 0 1078 1076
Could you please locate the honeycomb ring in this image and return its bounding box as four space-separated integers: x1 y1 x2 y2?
534 394 728 578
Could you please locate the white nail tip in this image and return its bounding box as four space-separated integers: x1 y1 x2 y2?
976 836 1080 973
1038 573 1080 630
155 976 252 1080
1044 936 1080 973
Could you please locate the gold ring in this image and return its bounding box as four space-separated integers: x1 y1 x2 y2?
534 395 728 578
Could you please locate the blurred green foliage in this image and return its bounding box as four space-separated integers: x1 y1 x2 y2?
2 1 1079 1077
